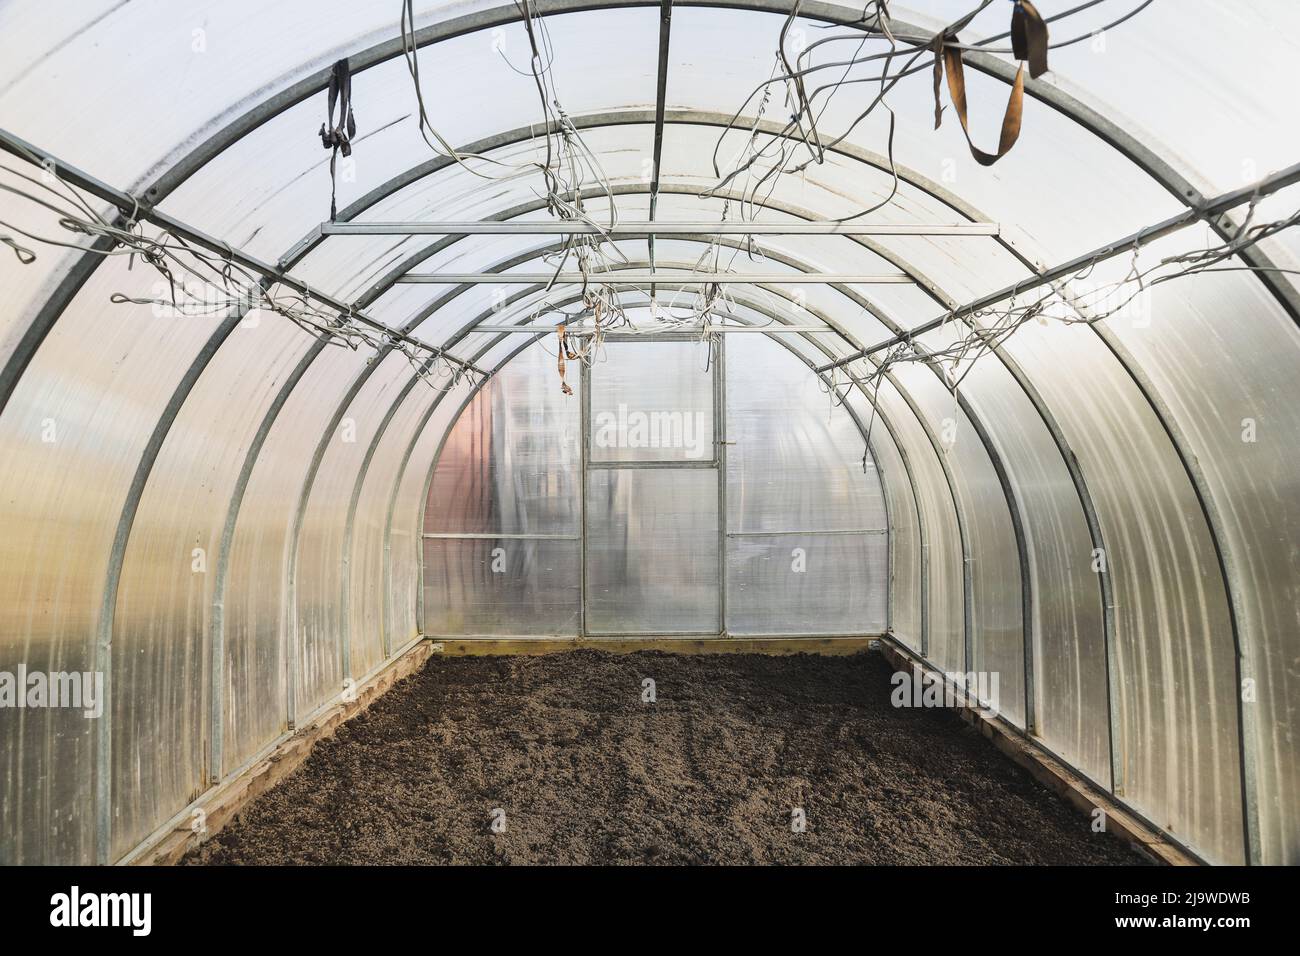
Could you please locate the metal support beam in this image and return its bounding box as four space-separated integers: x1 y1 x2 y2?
471 323 836 333
396 272 913 285
319 221 1000 236
648 0 673 298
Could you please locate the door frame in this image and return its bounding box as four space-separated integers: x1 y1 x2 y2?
579 332 727 638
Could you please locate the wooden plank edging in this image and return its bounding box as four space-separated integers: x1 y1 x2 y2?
128 638 435 866
875 636 1202 866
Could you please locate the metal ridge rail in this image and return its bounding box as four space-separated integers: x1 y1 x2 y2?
396 272 914 284
320 221 1000 236
470 324 836 332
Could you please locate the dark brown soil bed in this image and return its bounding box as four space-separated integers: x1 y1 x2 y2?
185 650 1146 865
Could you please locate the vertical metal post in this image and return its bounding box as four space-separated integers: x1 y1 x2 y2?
579 357 591 638
715 334 728 636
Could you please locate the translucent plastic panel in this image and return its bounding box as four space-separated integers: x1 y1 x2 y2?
586 468 720 635
996 308 1243 864
0 254 225 864
1029 0 1300 194
236 341 372 726
403 377 480 638
0 156 115 375
1091 231 1300 863
160 9 659 266
422 537 580 636
589 341 715 463
347 378 444 679
296 348 411 704
917 325 1110 784
663 6 1181 268
113 312 314 843
727 533 887 635
726 334 886 533
840 387 922 648
0 0 462 190
426 347 580 534
888 361 1024 726
872 381 963 674
219 341 351 771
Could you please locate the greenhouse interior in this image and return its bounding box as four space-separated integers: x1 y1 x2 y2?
0 0 1297 873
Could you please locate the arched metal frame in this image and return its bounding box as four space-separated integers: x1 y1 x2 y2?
0 0 1280 864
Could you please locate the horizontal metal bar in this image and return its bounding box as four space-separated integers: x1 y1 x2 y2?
470 324 838 333
590 457 722 468
587 459 719 469
583 631 723 639
0 127 486 377
323 220 1000 237
422 532 581 540
726 528 888 537
399 272 914 285
815 159 1300 372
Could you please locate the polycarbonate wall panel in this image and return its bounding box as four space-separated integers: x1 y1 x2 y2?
726 335 886 533
996 311 1244 864
421 344 582 637
112 310 314 854
723 334 887 635
888 362 1024 725
296 349 411 706
426 348 580 535
231 342 371 729
1094 234 1300 864
0 255 224 864
841 387 922 648
348 379 443 678
728 533 887 635
589 341 714 463
586 468 720 634
160 9 660 268
918 330 1110 784
0 0 461 190
401 378 479 640
873 382 963 674
422 537 581 635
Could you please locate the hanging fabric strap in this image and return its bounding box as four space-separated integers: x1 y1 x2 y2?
1011 0 1050 80
320 58 357 220
931 0 1048 167
556 324 575 396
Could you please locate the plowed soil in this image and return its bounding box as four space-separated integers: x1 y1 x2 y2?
184 650 1145 865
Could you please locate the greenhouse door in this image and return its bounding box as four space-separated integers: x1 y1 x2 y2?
581 336 723 636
